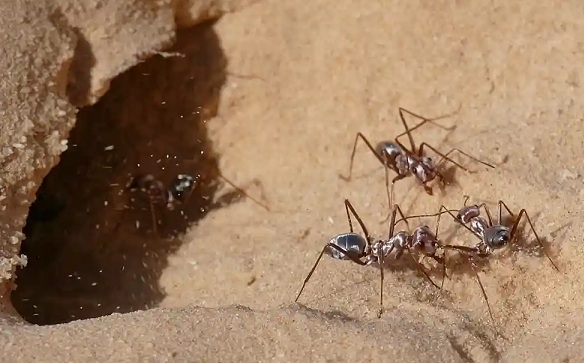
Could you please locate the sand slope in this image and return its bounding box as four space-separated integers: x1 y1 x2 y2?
3 0 584 362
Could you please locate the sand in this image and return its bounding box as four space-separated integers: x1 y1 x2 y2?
1 0 584 362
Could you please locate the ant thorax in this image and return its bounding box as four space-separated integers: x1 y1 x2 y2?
388 231 409 253
325 233 368 260
369 239 395 265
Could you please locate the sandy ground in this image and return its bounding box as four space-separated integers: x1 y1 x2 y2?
3 0 584 362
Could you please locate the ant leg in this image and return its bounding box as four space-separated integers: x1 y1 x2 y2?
444 246 498 334
392 204 411 231
442 148 495 170
392 205 459 229
406 248 440 289
423 182 433 195
344 199 370 239
390 199 440 291
218 174 271 212
434 207 448 288
339 133 397 182
295 243 368 303
395 106 460 153
502 201 560 271
381 174 407 223
382 153 392 223
419 142 472 172
467 255 498 335
475 203 494 226
497 199 515 224
378 248 385 318
434 203 484 240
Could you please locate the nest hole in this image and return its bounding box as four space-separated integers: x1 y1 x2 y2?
13 22 235 325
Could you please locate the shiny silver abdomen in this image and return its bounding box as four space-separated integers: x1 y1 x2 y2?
325 233 368 260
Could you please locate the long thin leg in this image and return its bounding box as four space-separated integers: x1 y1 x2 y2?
406 248 440 289
344 199 370 239
383 152 392 220
476 202 494 226
501 201 560 271
295 243 368 303
434 208 448 289
467 256 498 334
377 247 385 318
389 203 440 290
419 142 473 172
440 205 483 240
339 132 398 182
439 148 495 170
380 174 407 223
443 246 498 334
395 106 460 153
218 174 271 212
392 204 411 231
392 206 459 228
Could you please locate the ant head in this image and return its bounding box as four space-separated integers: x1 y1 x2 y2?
484 225 511 250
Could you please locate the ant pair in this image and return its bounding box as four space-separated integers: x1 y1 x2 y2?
128 172 270 235
295 106 559 333
295 196 558 329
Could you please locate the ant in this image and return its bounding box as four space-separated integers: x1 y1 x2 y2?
339 107 495 220
294 198 446 318
129 172 270 235
129 173 195 211
400 196 560 334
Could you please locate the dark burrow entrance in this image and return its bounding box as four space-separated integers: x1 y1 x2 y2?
12 22 241 325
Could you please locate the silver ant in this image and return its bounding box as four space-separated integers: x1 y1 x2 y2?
340 107 495 220
129 172 270 234
294 198 446 318
130 173 196 211
399 196 559 333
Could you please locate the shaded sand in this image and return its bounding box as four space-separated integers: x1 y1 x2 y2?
3 0 584 362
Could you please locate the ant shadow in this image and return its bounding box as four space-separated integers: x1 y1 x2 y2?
13 21 246 325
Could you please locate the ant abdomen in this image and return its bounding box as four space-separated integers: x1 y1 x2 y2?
325 233 368 260
456 205 481 223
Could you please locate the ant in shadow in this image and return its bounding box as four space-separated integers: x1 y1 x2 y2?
339 107 495 221
128 172 270 236
294 198 448 318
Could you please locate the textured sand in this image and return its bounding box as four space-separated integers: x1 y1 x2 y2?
2 0 584 362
